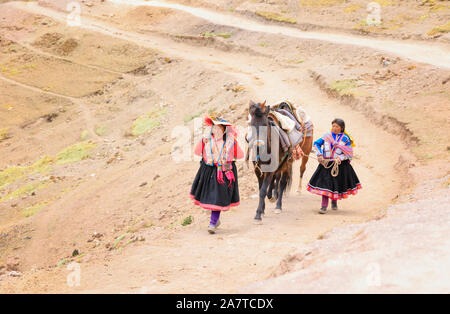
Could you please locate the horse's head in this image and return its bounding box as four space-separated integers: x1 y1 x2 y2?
247 100 269 149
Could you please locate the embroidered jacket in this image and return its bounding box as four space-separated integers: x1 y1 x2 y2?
194 134 244 187
194 134 244 165
314 132 353 161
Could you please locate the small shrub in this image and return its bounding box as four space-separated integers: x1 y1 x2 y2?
182 216 193 226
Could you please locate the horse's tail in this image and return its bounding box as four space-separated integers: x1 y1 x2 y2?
276 150 293 196
285 159 293 195
245 146 250 169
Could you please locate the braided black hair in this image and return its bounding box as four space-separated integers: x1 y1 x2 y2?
332 118 345 133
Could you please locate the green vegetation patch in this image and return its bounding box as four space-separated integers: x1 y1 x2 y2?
30 156 54 174
287 58 304 64
184 110 204 123
0 166 26 191
22 185 77 217
0 142 95 205
330 79 358 96
23 202 46 218
0 156 53 191
132 116 160 136
1 141 94 195
114 233 129 249
256 11 296 24
1 179 50 202
57 258 68 267
182 215 193 226
94 124 108 137
131 107 167 136
80 130 89 141
201 32 232 39
55 141 96 165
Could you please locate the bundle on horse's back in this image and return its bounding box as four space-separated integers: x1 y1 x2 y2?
270 100 314 193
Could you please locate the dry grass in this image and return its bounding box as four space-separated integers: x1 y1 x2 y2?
427 21 450 36
374 0 393 6
0 128 9 142
344 5 361 13
201 32 232 39
301 0 344 6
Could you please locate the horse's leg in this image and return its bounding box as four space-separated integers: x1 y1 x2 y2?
297 136 313 193
275 172 289 214
262 176 276 216
296 156 308 193
254 173 273 223
257 173 263 191
267 175 277 203
273 173 280 200
256 173 264 216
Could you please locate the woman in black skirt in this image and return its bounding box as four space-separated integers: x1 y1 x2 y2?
307 118 362 214
190 115 244 233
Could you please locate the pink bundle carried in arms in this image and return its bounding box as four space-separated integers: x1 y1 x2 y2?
323 132 354 159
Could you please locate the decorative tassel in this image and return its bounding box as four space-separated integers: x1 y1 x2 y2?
204 115 213 127
217 167 225 185
225 171 235 188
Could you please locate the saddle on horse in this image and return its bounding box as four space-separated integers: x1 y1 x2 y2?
269 101 314 160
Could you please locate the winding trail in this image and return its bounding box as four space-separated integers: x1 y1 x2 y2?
0 0 413 293
108 0 450 69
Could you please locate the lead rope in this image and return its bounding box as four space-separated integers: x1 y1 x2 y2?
322 159 340 177
301 152 340 177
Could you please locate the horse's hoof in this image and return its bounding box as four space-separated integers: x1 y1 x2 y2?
268 197 276 203
253 219 263 225
274 208 282 214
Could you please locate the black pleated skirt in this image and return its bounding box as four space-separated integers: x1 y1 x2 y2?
190 160 240 211
307 160 362 200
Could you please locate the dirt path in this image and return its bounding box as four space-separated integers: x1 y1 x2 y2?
107 0 450 69
0 1 414 293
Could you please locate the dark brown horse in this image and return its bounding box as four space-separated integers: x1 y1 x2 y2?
246 100 293 224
